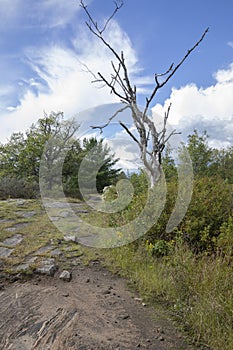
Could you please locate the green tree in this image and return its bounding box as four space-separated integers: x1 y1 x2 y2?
79 138 121 193
210 147 233 183
0 112 80 196
0 132 25 177
161 145 177 181
186 129 212 177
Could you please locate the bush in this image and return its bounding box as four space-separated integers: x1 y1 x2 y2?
0 176 39 199
179 176 233 252
217 216 233 258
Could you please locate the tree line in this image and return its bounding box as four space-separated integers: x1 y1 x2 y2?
0 112 121 199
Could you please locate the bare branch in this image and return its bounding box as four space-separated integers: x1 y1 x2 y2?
143 27 209 118
163 130 182 145
119 121 141 147
111 61 129 98
97 72 128 101
90 105 130 132
155 63 174 78
158 103 172 145
100 0 124 34
80 0 208 186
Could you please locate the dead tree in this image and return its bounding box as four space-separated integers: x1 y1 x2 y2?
80 0 208 187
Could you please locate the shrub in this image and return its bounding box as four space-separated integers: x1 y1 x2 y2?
0 176 39 199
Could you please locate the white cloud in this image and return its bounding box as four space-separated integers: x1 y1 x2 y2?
214 62 233 83
227 41 233 49
152 63 233 147
106 126 142 170
0 21 148 143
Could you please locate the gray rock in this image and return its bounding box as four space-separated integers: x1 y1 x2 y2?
15 199 27 206
59 211 71 218
5 223 28 232
63 235 78 243
50 249 62 257
0 247 13 258
16 211 36 218
33 246 52 255
15 263 30 272
75 209 89 214
35 259 58 276
26 256 38 264
59 270 72 282
2 234 23 247
50 216 61 221
0 219 12 223
45 201 70 209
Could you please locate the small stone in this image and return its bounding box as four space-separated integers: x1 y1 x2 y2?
59 270 72 282
35 259 58 276
85 278 90 283
134 297 143 302
156 327 164 334
142 302 147 307
63 235 77 243
62 292 70 297
118 313 130 320
102 289 111 295
158 336 165 341
15 263 30 272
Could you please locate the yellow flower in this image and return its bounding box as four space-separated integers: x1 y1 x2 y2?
116 231 123 238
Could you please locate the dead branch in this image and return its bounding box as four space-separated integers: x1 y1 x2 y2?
90 105 130 133
143 27 209 118
80 0 208 186
119 121 141 147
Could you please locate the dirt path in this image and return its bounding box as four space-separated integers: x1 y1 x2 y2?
0 259 196 350
0 199 197 349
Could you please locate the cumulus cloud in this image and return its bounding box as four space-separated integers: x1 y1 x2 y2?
152 62 233 148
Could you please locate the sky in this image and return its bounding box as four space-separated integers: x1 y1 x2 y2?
0 0 233 161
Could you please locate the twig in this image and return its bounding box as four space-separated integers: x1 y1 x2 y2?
90 105 130 132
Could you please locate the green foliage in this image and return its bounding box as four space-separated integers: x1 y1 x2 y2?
0 176 39 199
145 239 173 257
0 113 121 199
217 216 233 257
180 176 232 252
78 137 121 193
210 146 233 182
186 129 212 177
161 145 177 181
0 132 25 177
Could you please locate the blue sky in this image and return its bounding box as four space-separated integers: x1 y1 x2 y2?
0 0 233 154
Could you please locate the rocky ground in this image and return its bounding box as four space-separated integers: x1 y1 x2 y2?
0 199 197 350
